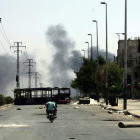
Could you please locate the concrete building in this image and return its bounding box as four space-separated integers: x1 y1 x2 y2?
116 37 140 99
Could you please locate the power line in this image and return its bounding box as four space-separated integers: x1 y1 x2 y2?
0 40 10 54
0 40 16 61
0 29 10 46
0 50 6 55
0 19 16 61
0 22 11 45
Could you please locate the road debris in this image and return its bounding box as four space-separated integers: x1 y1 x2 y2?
17 108 21 110
39 107 43 109
118 122 140 128
74 106 79 109
108 110 113 114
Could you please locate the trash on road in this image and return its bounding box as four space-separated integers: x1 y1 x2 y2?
114 111 124 114
17 108 21 110
127 115 132 117
108 110 113 114
39 107 43 109
74 106 79 109
106 107 111 110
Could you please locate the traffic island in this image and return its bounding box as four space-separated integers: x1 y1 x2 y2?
118 122 140 128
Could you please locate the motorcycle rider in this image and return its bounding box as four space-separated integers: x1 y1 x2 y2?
45 99 56 118
53 101 57 118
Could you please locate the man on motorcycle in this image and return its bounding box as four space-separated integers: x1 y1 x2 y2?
45 99 56 118
53 101 57 118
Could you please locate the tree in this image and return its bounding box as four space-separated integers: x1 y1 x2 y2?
98 55 106 65
98 62 122 96
71 58 97 97
108 62 123 95
0 94 4 106
98 64 106 93
4 96 14 104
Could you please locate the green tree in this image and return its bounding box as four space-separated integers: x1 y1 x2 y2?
108 62 123 95
98 62 122 95
0 94 4 106
98 55 106 65
71 58 97 97
4 96 14 104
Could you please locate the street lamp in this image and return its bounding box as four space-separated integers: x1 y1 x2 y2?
88 34 93 61
101 1 108 105
92 20 99 68
82 50 85 58
124 0 127 110
85 42 89 60
115 33 125 41
93 20 99 102
79 57 82 65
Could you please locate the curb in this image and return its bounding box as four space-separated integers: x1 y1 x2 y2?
101 104 140 119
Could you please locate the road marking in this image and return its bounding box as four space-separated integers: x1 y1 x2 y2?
0 124 29 127
59 125 66 127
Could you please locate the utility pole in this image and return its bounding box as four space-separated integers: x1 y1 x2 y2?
11 42 26 88
124 0 127 110
33 72 41 88
101 2 108 105
24 59 36 88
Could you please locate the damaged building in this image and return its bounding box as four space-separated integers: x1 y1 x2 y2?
116 37 140 99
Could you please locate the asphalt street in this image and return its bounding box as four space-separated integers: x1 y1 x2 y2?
0 104 140 140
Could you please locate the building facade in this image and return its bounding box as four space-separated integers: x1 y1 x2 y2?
116 37 140 99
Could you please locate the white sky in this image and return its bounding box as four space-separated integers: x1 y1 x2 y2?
0 0 140 96
0 0 140 55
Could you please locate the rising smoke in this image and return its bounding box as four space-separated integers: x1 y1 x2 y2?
46 25 76 87
0 24 115 96
46 24 115 88
0 52 36 96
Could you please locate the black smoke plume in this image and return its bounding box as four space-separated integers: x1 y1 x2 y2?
46 24 115 88
0 52 36 96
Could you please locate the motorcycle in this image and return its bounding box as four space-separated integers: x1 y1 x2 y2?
47 110 56 123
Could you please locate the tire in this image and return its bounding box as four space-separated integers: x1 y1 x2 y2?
49 115 53 123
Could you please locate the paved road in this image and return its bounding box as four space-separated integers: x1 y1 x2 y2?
0 104 140 140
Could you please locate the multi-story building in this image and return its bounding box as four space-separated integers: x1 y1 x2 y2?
116 37 140 99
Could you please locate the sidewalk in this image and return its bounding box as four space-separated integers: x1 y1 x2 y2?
0 103 14 110
101 98 140 117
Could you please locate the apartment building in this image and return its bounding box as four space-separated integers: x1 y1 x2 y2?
116 37 140 99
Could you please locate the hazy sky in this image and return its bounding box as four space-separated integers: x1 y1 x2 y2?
0 0 139 96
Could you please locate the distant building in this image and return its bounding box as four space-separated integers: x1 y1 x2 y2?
116 37 140 99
